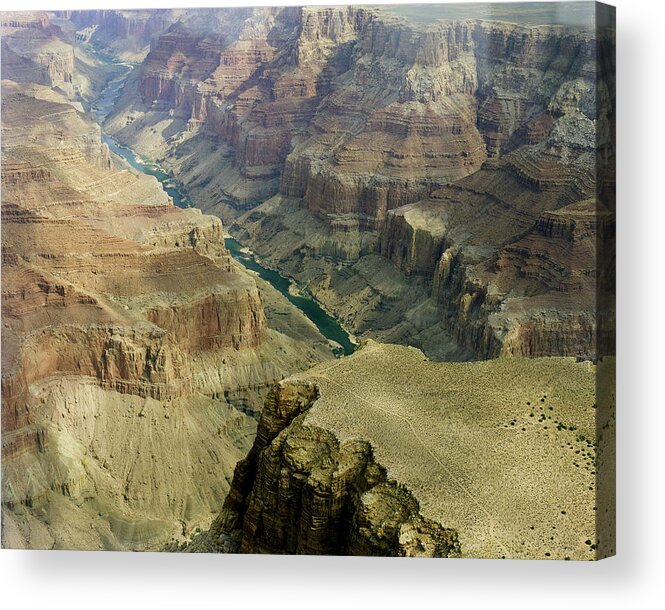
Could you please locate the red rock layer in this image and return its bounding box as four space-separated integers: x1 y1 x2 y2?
104 7 609 360
1 76 268 439
121 7 596 239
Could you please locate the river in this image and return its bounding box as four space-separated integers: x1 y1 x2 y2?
88 44 356 357
224 238 356 356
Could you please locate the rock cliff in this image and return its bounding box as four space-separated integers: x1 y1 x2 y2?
109 8 489 216
101 6 610 361
108 7 595 225
2 12 75 96
422 114 612 359
232 105 610 360
62 9 186 61
1 21 336 549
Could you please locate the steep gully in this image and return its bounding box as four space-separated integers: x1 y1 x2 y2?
88 44 356 357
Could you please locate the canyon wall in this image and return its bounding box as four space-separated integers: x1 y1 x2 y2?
1 92 257 546
110 7 595 225
1 15 335 549
1 12 75 96
102 6 611 361
62 9 187 61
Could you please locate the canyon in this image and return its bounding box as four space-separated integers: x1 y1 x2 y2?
103 4 615 362
1 5 614 559
1 11 335 550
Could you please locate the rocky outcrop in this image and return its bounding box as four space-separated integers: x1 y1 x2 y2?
378 201 448 277
146 286 266 352
190 342 607 559
192 379 460 557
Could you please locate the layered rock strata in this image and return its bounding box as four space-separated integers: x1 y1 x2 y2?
1 23 336 549
61 9 187 61
1 7 615 557
102 6 610 361
109 7 595 228
1 12 75 96
234 103 610 359
421 112 613 359
0 83 263 547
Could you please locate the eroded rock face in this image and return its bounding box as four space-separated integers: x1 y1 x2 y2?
190 380 460 557
1 85 270 404
63 9 186 61
111 8 595 229
112 8 489 216
1 12 76 96
1 18 335 550
103 6 610 361
422 119 612 359
237 103 610 359
474 23 596 155
378 201 449 277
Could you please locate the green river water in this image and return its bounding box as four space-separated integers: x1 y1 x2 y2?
89 46 356 356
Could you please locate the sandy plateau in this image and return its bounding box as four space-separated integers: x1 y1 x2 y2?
191 342 614 559
303 343 606 559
